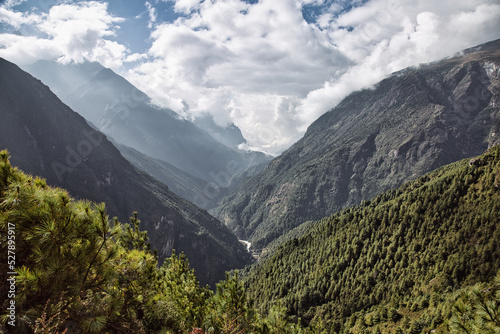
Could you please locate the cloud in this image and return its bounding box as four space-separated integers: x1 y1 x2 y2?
0 33 60 63
169 0 203 14
297 0 500 126
0 5 39 28
128 0 351 154
128 0 500 154
0 1 142 69
145 1 156 28
2 0 500 154
1 0 28 9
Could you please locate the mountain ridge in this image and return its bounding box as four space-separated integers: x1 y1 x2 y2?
243 144 500 332
213 38 500 249
25 60 272 198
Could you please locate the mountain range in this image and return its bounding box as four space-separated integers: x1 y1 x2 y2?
213 38 500 249
25 60 271 208
0 57 252 286
0 38 499 333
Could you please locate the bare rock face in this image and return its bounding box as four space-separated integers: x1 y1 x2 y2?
213 39 500 249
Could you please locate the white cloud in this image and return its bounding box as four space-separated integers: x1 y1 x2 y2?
2 0 500 154
38 2 125 64
145 1 156 28
297 0 500 126
130 0 500 154
1 0 28 9
128 0 350 154
169 0 203 14
0 5 39 28
0 1 142 69
0 33 60 63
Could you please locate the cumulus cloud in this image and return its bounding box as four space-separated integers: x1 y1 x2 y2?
2 0 500 154
0 5 39 28
127 0 500 154
169 0 203 14
0 1 142 69
128 0 351 153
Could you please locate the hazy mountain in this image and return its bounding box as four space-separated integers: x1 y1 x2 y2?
193 113 247 150
113 141 220 209
244 145 500 331
213 39 500 249
0 57 252 286
24 59 104 102
25 60 271 188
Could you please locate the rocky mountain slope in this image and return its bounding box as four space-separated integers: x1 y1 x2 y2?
0 57 252 286
213 39 500 249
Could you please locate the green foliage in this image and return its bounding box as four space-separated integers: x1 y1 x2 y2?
214 46 500 250
448 272 500 333
0 150 305 333
1 144 499 333
0 150 156 332
243 146 500 333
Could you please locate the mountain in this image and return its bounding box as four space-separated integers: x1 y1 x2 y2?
0 57 252 286
193 112 247 150
23 59 104 102
25 60 271 188
113 141 220 209
244 145 500 332
213 39 500 249
115 141 270 210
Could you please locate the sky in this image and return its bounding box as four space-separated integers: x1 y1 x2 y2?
1 0 500 155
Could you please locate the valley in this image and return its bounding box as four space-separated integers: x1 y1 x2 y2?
1 37 499 333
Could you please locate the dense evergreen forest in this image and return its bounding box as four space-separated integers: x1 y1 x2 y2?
1 145 499 333
244 146 500 333
0 150 304 333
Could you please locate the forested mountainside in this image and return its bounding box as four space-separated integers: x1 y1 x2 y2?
243 145 500 333
1 146 499 333
213 39 500 249
0 151 308 333
25 60 271 198
0 58 252 286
